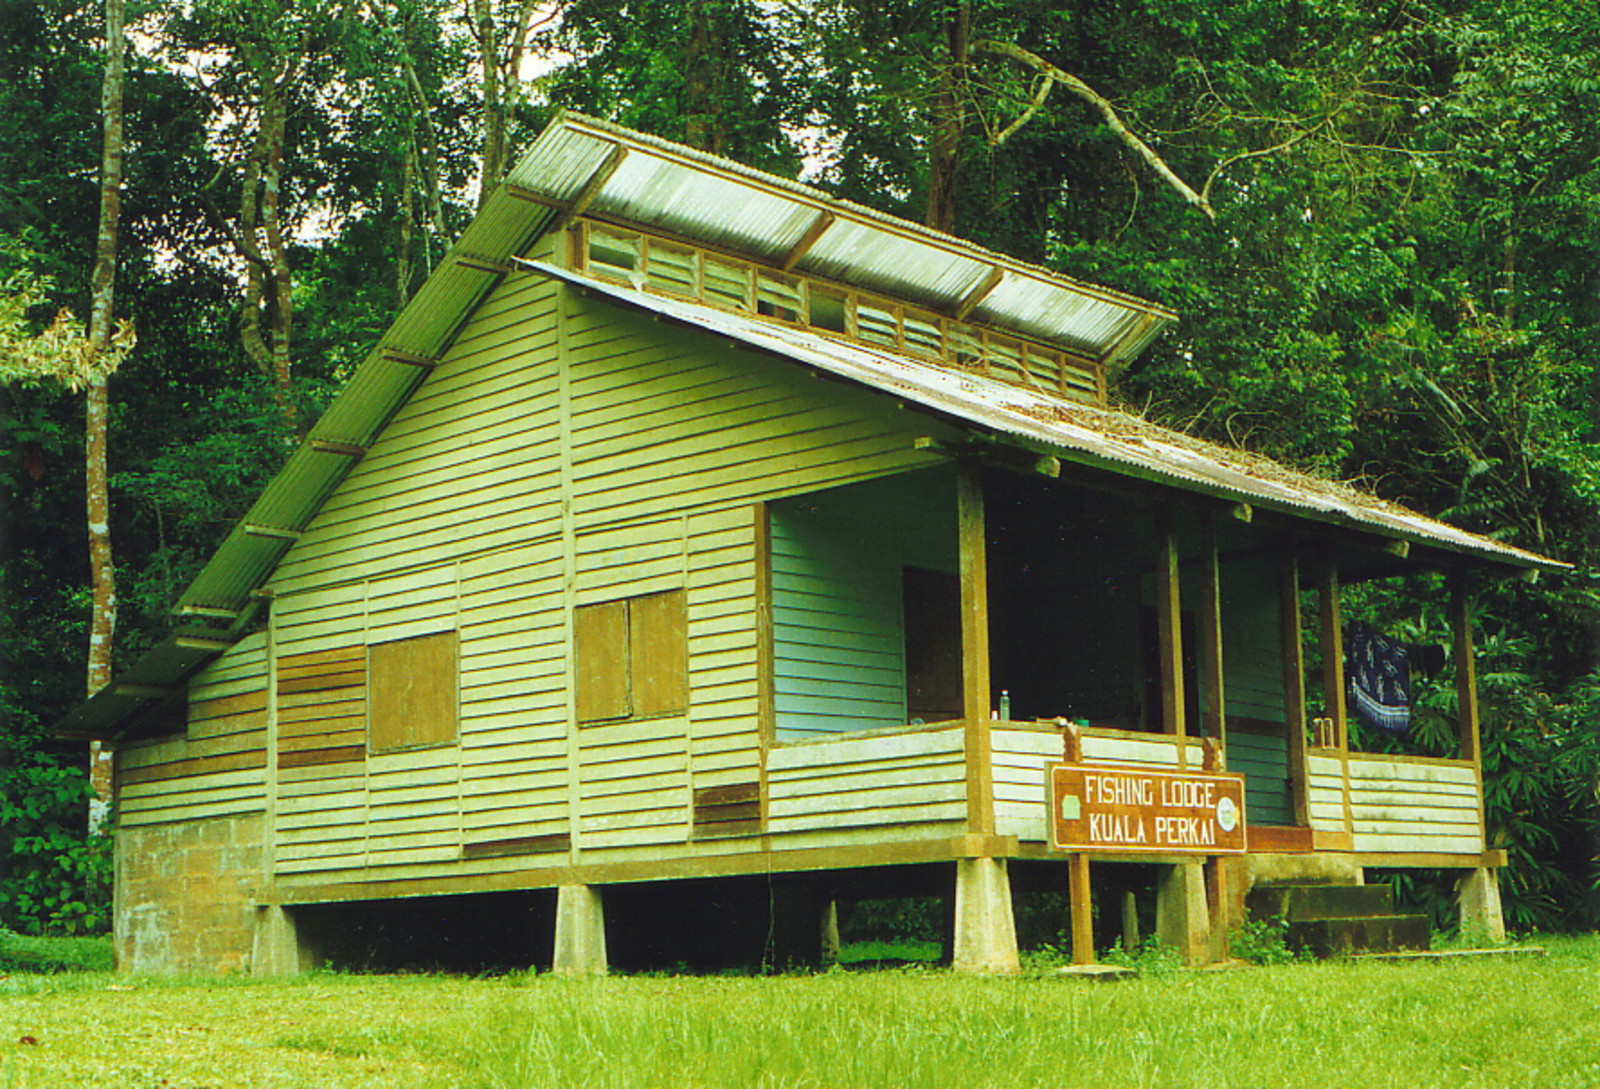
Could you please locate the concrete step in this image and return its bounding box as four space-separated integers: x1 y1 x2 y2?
1287 914 1433 958
1246 882 1395 922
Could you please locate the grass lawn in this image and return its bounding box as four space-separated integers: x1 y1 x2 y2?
2 935 1598 1088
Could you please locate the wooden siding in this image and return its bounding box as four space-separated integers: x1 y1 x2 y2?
766 726 966 834
1306 752 1347 834
770 507 906 737
1346 753 1483 856
1227 730 1293 825
1306 752 1482 856
118 633 269 827
992 725 1207 841
252 263 956 887
769 469 958 740
1220 558 1292 824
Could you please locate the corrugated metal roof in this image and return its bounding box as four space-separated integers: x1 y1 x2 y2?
510 112 1177 361
533 262 1564 573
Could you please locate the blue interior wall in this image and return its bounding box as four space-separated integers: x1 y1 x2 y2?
770 468 957 740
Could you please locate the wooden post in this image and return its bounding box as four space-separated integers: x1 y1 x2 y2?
958 463 995 836
1318 554 1348 749
1279 553 1311 828
1155 512 1187 768
1068 852 1094 965
1318 552 1355 841
1451 570 1482 767
1198 514 1226 766
1451 569 1487 850
1060 724 1093 964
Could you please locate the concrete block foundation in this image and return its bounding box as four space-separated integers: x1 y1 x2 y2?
114 813 271 974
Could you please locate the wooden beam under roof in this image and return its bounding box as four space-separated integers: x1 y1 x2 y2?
176 604 239 620
175 634 233 652
452 254 513 275
553 144 629 233
114 683 177 700
309 439 366 458
780 212 836 270
503 184 563 208
953 266 1005 320
243 523 301 541
383 350 439 368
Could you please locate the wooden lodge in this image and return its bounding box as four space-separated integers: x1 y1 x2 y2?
65 114 1563 974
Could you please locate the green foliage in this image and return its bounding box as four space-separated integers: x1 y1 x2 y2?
0 930 114 973
1228 917 1303 966
0 712 111 936
1098 935 1185 977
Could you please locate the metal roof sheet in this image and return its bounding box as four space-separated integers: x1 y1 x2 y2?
510 113 1177 362
532 262 1563 573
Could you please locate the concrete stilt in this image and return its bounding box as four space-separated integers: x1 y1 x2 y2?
553 884 608 975
251 904 303 978
1456 867 1507 944
952 857 1020 974
820 899 841 967
1120 890 1141 953
1156 859 1212 966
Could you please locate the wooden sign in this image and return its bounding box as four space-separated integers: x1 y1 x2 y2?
1049 764 1247 855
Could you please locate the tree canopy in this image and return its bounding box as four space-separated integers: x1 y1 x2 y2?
2 0 1595 935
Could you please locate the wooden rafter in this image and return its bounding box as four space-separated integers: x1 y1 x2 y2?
309 439 366 458
779 212 835 271
243 523 301 541
383 350 439 368
953 266 1004 320
553 144 629 233
453 254 513 275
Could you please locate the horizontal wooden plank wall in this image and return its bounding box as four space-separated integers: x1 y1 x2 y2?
770 505 907 738
685 506 762 792
1227 729 1293 826
770 470 960 741
276 644 369 874
248 259 966 890
1306 752 1348 835
458 539 568 856
1220 559 1293 824
1345 753 1483 856
119 633 269 827
272 267 564 879
561 290 952 863
766 725 966 834
991 725 1207 841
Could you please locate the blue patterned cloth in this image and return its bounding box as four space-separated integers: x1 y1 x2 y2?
1346 621 1411 733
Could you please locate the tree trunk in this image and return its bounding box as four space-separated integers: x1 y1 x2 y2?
683 0 726 154
85 0 126 833
476 0 503 207
924 3 970 233
398 134 417 310
258 84 299 436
